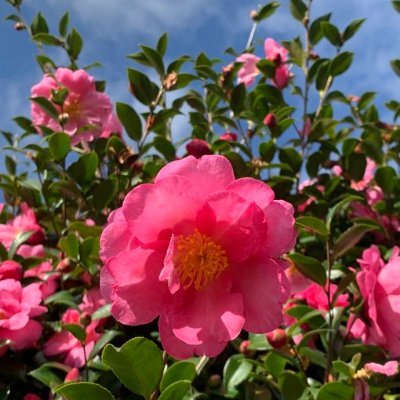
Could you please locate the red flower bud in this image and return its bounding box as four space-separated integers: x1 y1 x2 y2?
266 329 288 349
220 132 238 142
186 139 212 159
263 113 277 129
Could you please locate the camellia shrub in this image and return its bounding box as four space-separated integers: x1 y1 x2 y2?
2 0 400 399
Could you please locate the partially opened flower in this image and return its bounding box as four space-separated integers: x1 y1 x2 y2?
236 53 261 87
100 155 296 358
31 68 122 145
264 38 291 89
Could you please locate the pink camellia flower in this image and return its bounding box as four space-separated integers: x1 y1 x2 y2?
0 279 46 352
264 38 291 89
24 261 59 299
0 260 22 281
364 361 398 376
31 68 122 145
236 53 261 87
350 246 400 357
294 282 349 312
44 288 105 368
186 139 212 159
100 155 296 358
0 203 44 250
220 132 237 142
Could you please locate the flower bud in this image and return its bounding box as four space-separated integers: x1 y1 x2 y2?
263 113 277 129
186 138 212 159
220 132 237 142
14 22 25 31
208 374 222 388
79 312 91 327
163 71 178 90
58 112 69 125
266 329 288 349
250 10 259 20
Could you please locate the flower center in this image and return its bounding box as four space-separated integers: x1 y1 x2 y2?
64 98 81 117
175 229 228 291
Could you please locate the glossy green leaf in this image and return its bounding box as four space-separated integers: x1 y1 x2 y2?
230 83 246 115
391 59 400 77
59 12 69 36
102 337 163 399
32 33 62 46
259 141 276 162
59 233 79 259
30 96 58 120
157 33 168 56
278 371 305 400
29 365 62 389
287 253 326 286
160 361 196 392
316 382 354 400
48 132 71 160
8 231 34 259
140 45 165 77
223 355 252 390
295 216 328 238
158 380 191 400
67 28 83 60
342 18 365 41
92 180 117 210
290 0 307 21
63 324 86 342
326 195 363 230
31 12 48 35
56 383 115 400
68 152 98 185
330 52 353 76
255 2 280 21
127 68 158 106
375 165 396 194
321 22 342 47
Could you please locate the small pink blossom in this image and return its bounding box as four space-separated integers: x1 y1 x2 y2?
294 282 349 311
350 246 400 357
264 38 291 89
364 361 398 376
44 288 105 368
0 203 44 250
31 68 122 145
0 279 46 351
24 261 59 299
236 53 261 87
0 260 22 281
65 367 80 382
100 155 296 358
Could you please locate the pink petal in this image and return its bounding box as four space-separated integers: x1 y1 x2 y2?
365 361 398 376
2 320 42 350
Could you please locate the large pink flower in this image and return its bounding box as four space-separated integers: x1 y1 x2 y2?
100 155 296 358
0 203 44 250
0 279 46 351
350 246 400 357
31 68 122 145
44 288 105 368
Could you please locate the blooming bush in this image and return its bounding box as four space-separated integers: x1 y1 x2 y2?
2 0 400 399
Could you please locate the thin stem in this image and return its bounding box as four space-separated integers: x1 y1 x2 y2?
195 355 209 374
324 239 334 383
246 22 258 50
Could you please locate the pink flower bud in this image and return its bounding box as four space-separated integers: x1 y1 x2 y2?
65 367 80 382
266 329 288 349
186 139 212 159
23 395 41 400
0 260 22 280
220 132 238 142
263 113 277 129
14 22 25 31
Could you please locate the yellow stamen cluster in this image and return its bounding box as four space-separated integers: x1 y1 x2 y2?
64 98 81 117
175 229 228 291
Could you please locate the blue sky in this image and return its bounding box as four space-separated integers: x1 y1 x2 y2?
1 0 400 142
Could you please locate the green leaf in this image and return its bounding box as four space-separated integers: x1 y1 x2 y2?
332 360 353 378
160 361 196 392
254 2 280 21
30 96 58 120
256 59 276 77
316 382 354 400
116 102 142 141
68 152 98 185
32 33 62 46
295 216 328 238
279 148 302 173
63 324 86 342
230 83 246 115
140 45 165 77
153 137 176 161
89 329 120 360
158 381 191 400
29 365 62 389
59 233 79 259
346 152 366 181
326 195 363 231
287 253 326 286
391 60 400 77
223 355 252 391
59 12 69 37
264 351 289 380
309 13 331 45
259 141 275 163
5 156 16 175
102 337 164 399
392 0 400 13
127 68 158 106
13 116 36 132
375 166 396 194
31 12 49 35
67 28 83 60
278 371 305 400
321 22 342 47
44 290 78 309
333 224 379 259
290 0 307 21
330 52 353 76
92 180 117 210
56 383 115 400
342 19 365 41
157 33 168 56
48 132 71 160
